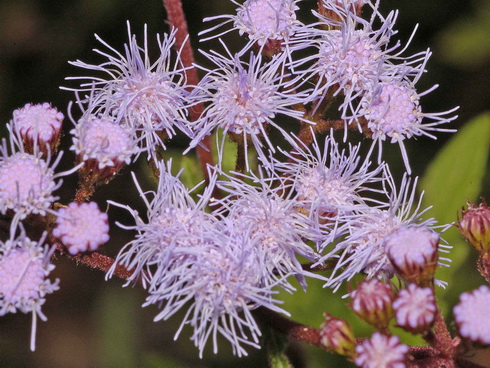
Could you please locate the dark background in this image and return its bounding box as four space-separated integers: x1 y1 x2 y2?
0 0 488 367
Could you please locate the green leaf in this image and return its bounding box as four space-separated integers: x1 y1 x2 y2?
179 155 204 189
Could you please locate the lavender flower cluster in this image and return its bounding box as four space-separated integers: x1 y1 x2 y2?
0 0 488 367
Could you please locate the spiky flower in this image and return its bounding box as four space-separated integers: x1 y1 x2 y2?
355 333 408 368
454 285 490 345
270 130 383 245
0 138 75 230
321 168 450 290
0 232 59 351
215 169 322 290
107 160 216 288
53 202 110 255
200 0 303 55
9 102 64 155
148 218 288 358
65 22 194 160
393 284 436 334
187 50 309 171
358 78 458 173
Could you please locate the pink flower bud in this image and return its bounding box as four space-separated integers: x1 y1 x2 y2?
350 279 394 330
458 200 490 253
320 313 357 358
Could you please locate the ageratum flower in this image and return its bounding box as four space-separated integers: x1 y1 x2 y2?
358 77 458 173
270 130 384 246
0 231 59 351
393 284 436 333
65 22 195 160
454 285 490 345
200 0 303 55
0 136 78 231
214 168 322 290
187 49 311 171
290 5 427 116
107 160 217 289
147 218 289 358
320 167 451 290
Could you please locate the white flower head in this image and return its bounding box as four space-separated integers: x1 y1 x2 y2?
65 22 195 160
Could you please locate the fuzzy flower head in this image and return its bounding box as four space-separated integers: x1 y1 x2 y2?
200 0 302 55
359 79 458 173
0 232 59 351
66 23 194 160
355 333 408 368
107 160 216 288
0 139 73 228
215 169 322 290
454 285 490 345
271 131 383 231
189 50 308 170
9 103 63 155
148 219 288 358
393 284 436 334
321 169 447 290
53 202 110 255
70 111 137 182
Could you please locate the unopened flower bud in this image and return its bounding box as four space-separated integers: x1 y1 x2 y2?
458 200 490 253
320 313 356 358
350 279 394 330
393 284 436 334
317 0 366 25
384 225 439 286
11 103 64 155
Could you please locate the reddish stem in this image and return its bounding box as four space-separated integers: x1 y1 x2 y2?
162 0 215 184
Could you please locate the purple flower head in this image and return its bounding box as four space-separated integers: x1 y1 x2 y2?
350 279 394 329
269 130 384 245
9 103 64 155
393 284 436 333
0 137 77 231
454 285 490 345
320 167 446 290
65 22 195 160
214 168 322 290
148 218 288 358
355 332 408 368
187 49 310 171
200 0 303 54
53 202 110 255
0 231 59 351
359 78 458 173
107 159 217 288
